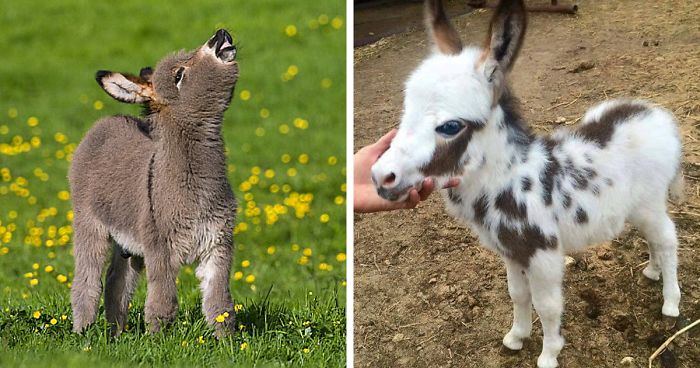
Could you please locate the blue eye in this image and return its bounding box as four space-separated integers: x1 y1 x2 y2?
435 120 464 136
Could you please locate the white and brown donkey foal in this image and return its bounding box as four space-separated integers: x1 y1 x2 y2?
371 1 683 367
70 29 239 337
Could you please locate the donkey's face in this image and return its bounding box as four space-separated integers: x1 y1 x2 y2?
371 0 526 201
96 29 238 116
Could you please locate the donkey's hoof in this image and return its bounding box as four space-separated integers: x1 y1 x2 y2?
642 266 661 281
662 304 680 318
502 332 524 351
537 354 559 368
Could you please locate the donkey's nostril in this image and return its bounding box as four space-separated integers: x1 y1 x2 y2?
383 172 396 186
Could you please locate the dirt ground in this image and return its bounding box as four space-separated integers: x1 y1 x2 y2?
353 1 700 367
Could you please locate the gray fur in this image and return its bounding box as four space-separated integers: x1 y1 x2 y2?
70 30 239 337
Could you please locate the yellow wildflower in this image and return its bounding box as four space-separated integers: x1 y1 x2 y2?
284 25 297 37
58 191 70 201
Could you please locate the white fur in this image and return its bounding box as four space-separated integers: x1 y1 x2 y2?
372 45 682 368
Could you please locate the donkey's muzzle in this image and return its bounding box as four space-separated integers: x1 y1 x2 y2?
207 29 237 63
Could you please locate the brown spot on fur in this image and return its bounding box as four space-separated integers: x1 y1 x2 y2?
584 167 597 180
495 188 527 220
604 177 614 186
576 103 649 147
420 122 484 177
521 176 532 192
497 223 557 267
425 0 462 55
473 194 489 225
447 188 462 204
576 207 588 224
562 191 572 209
540 138 561 206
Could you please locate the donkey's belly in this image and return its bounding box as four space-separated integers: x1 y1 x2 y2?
110 229 145 257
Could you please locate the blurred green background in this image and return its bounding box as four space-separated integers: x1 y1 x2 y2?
0 0 346 366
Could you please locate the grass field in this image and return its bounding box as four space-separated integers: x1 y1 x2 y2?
0 1 346 366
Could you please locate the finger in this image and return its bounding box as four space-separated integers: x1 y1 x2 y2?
418 178 435 201
442 177 461 189
403 189 421 209
370 129 398 155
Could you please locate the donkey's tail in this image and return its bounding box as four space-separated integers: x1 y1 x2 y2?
669 168 685 204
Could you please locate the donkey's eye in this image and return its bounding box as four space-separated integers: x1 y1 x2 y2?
175 67 185 88
435 120 464 136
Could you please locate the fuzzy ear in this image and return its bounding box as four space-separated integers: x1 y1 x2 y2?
484 0 527 75
139 67 154 82
95 70 153 104
425 0 463 55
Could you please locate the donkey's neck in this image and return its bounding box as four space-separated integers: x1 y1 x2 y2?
150 113 228 183
462 92 535 187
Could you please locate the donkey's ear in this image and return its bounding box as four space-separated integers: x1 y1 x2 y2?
425 0 462 55
484 0 527 74
96 70 154 104
139 67 154 82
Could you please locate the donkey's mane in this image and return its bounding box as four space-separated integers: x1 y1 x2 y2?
498 87 533 152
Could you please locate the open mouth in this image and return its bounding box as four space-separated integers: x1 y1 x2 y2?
207 29 237 63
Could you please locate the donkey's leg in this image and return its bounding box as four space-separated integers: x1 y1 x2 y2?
144 246 178 333
631 207 681 317
196 233 235 338
71 219 111 333
104 247 144 336
529 249 565 368
502 257 532 350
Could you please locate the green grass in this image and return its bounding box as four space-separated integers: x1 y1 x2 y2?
0 0 346 366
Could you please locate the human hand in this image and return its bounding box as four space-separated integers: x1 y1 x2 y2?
354 129 460 213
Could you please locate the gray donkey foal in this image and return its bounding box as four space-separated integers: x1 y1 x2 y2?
70 29 239 337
